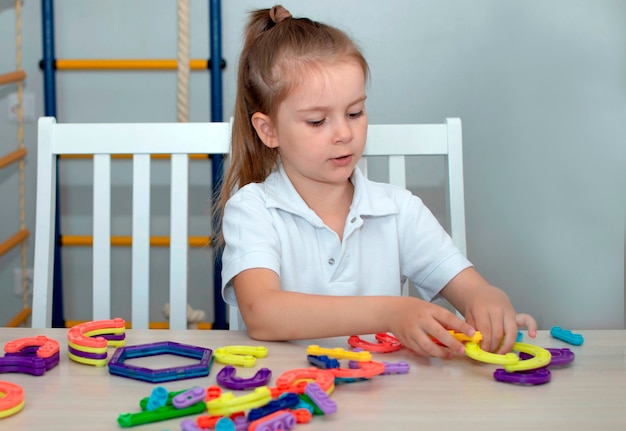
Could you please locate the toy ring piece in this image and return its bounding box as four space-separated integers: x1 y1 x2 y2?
67 318 126 350
306 345 372 362
214 346 268 368
273 367 335 395
493 367 551 385
329 361 386 379
505 342 551 372
348 335 402 353
217 365 272 390
0 381 25 419
4 335 60 358
520 347 575 367
464 342 519 366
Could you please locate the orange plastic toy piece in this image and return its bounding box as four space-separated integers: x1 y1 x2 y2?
67 318 126 350
0 381 25 419
273 367 335 396
4 335 60 358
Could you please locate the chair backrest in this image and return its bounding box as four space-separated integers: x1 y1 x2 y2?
31 117 231 329
228 118 466 330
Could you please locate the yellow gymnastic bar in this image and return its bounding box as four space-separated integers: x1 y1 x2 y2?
5 307 32 328
55 59 210 70
61 235 210 247
0 229 30 258
64 319 213 330
0 70 26 86
0 148 27 169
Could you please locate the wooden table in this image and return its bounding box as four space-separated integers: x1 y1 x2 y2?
0 328 624 430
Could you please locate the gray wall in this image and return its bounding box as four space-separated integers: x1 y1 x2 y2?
0 0 624 329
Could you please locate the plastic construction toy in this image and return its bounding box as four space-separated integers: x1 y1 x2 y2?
465 342 551 373
214 345 268 368
206 386 272 417
217 365 272 390
248 410 297 431
108 341 213 383
1 335 60 376
303 381 337 415
493 367 551 385
430 329 483 346
67 318 127 367
381 361 410 375
520 347 575 367
0 381 25 419
348 335 402 353
306 345 372 362
247 392 299 421
550 326 584 346
273 367 335 396
173 386 206 409
307 354 340 369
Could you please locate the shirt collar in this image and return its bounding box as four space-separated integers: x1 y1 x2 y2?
263 163 399 222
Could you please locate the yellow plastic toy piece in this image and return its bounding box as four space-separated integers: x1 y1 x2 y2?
505 342 552 372
206 386 272 417
67 351 108 367
450 330 483 343
214 345 268 367
306 345 372 362
464 342 519 365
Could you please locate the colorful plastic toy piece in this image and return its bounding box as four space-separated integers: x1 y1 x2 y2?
139 388 186 410
505 343 552 372
550 326 584 346
214 345 268 368
67 318 126 350
146 386 169 411
215 417 236 431
381 361 410 375
431 330 483 346
173 386 206 409
4 335 60 358
520 347 575 367
347 335 402 353
307 354 340 369
108 341 213 383
290 407 313 423
464 342 519 366
0 355 54 376
517 330 523 342
329 361 386 379
217 365 272 390
306 345 372 362
181 418 205 431
248 410 297 431
207 386 272 417
273 367 335 395
248 392 299 421
493 367 551 385
206 385 223 402
117 401 206 427
303 382 337 415
0 381 25 419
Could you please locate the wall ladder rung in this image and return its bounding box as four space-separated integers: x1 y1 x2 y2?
0 228 30 257
0 148 28 169
61 235 210 247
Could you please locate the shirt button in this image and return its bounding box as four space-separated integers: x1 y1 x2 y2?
350 217 356 223
328 258 335 265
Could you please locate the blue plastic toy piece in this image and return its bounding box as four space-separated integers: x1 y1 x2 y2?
550 326 584 346
247 392 300 421
307 354 340 369
147 386 169 411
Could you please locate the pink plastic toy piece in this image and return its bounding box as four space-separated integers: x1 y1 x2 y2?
67 318 126 349
303 382 337 415
4 335 60 358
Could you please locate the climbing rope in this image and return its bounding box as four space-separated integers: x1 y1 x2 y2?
15 0 28 313
176 0 190 122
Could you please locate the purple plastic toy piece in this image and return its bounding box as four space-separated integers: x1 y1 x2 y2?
250 411 296 431
381 361 410 375
172 386 206 409
67 345 108 360
233 415 249 431
216 365 271 390
1 351 60 375
108 341 213 383
519 348 575 367
304 382 337 415
180 418 205 431
493 367 551 385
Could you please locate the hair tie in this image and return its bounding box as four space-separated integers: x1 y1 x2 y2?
269 5 292 24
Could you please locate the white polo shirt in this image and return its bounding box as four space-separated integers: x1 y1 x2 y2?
222 164 472 325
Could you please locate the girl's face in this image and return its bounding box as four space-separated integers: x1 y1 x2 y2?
256 60 368 193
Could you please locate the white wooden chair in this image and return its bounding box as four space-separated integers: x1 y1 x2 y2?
31 117 231 329
228 118 466 330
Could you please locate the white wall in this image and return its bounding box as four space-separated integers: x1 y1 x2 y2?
0 0 623 328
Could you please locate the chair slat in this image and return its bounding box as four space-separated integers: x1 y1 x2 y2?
131 154 151 329
169 154 189 330
92 154 111 320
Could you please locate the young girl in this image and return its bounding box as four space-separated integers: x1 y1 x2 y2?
217 5 536 358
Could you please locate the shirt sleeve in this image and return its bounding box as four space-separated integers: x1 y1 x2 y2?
220 187 282 307
397 191 472 301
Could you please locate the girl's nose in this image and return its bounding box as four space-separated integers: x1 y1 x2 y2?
333 118 353 144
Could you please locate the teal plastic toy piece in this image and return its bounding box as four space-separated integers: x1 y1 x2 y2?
550 326 584 346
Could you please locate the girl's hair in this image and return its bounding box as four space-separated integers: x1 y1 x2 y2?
213 5 369 248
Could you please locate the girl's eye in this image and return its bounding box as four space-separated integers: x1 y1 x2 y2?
307 119 326 127
348 110 364 119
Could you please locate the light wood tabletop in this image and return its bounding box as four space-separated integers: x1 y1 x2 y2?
0 328 624 430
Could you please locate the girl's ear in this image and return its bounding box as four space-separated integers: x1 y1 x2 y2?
251 112 278 149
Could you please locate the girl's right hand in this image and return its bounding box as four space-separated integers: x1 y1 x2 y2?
386 297 475 358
